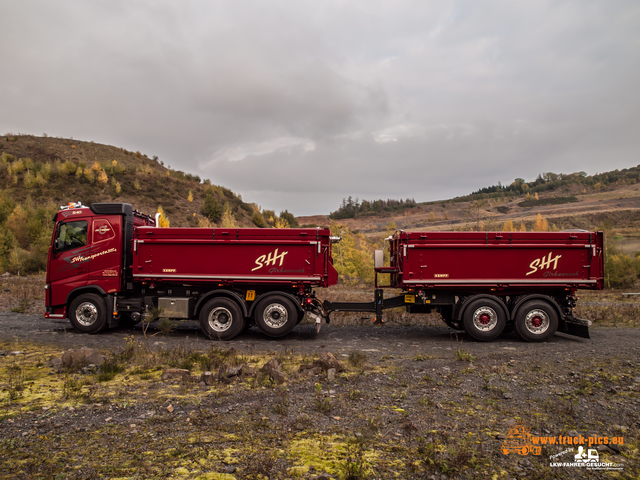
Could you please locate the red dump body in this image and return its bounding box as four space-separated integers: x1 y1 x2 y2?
386 231 604 292
133 226 338 288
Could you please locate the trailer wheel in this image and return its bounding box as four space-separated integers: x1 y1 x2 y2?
199 298 245 341
254 295 297 337
515 300 558 342
69 293 108 334
462 298 506 341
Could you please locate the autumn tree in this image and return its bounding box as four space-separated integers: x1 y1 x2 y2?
533 214 549 231
157 206 170 228
221 203 237 228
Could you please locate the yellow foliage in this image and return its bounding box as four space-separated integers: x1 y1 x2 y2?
97 170 108 185
91 161 101 173
535 192 539 200
520 222 526 232
502 220 514 231
188 190 193 202
197 216 213 228
157 206 170 228
428 212 436 222
332 225 376 285
533 213 549 232
83 168 95 183
134 179 141 190
7 205 30 248
115 182 121 194
221 211 237 228
275 217 289 229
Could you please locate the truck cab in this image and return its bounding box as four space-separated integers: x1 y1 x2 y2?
45 203 154 330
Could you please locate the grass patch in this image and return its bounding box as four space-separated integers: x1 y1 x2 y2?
455 349 475 362
348 350 367 368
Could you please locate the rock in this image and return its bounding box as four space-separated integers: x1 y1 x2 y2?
1 272 10 277
105 417 113 422
161 368 192 382
597 444 620 454
505 418 517 426
201 371 215 386
299 364 322 376
503 393 513 399
221 466 236 474
313 353 345 372
261 357 286 384
48 358 62 367
327 368 336 382
61 348 104 367
567 430 580 438
8 351 24 356
226 365 244 378
167 405 174 413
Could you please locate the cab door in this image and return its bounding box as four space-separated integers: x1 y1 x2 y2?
89 216 122 293
48 218 91 306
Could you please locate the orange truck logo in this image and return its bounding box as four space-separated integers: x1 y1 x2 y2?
501 425 542 456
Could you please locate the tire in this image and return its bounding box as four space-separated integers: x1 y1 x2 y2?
514 300 558 342
199 297 245 341
462 297 506 341
69 293 108 334
254 295 298 338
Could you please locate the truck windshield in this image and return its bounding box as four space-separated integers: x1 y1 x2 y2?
54 220 88 253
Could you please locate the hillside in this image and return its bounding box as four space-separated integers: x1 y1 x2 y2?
0 134 260 227
299 170 640 251
0 134 297 275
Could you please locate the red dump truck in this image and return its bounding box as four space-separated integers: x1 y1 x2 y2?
45 202 604 342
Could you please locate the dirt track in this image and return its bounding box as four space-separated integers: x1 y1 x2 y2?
3 312 640 357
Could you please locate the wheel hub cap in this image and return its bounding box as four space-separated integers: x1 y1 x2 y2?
208 307 233 332
472 307 498 332
76 302 98 326
264 304 288 329
524 309 549 334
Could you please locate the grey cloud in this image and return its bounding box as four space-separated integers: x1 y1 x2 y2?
1 1 639 215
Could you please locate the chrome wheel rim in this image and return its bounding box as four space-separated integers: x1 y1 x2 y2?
263 304 288 329
472 307 498 332
524 309 549 334
208 307 233 332
76 302 98 326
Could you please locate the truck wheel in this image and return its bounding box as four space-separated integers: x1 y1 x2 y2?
199 298 245 341
254 295 297 337
69 293 108 334
462 298 506 341
515 300 558 342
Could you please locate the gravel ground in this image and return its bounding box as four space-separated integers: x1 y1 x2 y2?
1 311 639 479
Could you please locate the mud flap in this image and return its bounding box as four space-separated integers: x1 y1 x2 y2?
562 314 590 339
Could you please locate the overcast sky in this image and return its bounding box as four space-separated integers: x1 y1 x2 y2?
1 1 639 215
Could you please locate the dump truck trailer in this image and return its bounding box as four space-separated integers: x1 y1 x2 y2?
45 203 603 342
324 230 603 341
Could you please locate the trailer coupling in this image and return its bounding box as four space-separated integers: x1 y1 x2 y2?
322 289 404 325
